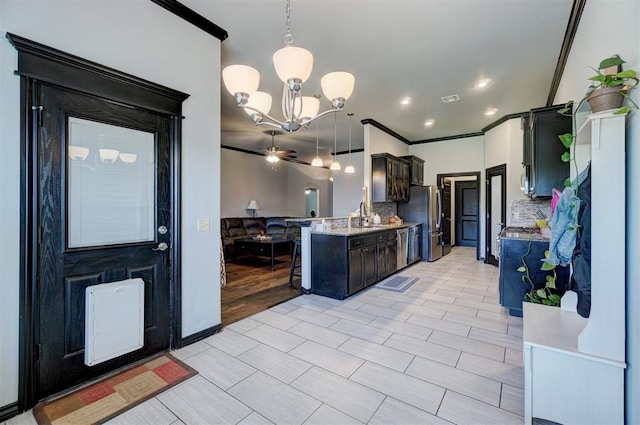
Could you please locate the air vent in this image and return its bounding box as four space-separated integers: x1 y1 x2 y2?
441 94 461 103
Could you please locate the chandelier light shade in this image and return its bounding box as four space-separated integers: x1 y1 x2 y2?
273 46 313 83
119 153 137 164
99 148 119 163
222 65 260 97
321 72 356 104
295 96 320 121
69 145 89 161
244 91 272 116
222 0 355 133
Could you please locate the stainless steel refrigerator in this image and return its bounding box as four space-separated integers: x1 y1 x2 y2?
398 185 443 262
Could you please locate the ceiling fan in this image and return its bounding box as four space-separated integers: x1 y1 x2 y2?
262 130 297 163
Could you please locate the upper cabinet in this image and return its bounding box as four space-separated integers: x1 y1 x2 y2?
401 155 425 186
371 153 410 202
522 105 571 198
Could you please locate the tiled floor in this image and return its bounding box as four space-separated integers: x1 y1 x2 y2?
5 247 524 425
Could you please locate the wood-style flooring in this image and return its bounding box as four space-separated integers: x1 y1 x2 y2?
221 253 301 325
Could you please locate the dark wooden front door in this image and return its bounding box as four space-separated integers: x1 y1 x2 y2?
455 181 479 247
36 84 173 399
441 179 452 253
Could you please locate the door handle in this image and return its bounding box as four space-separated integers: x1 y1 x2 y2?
153 242 168 251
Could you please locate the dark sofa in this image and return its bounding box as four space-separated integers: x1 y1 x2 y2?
221 217 302 259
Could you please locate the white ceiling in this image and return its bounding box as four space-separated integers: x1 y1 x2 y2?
181 0 575 164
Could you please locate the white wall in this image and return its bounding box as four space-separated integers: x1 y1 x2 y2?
484 118 528 226
332 151 365 216
409 136 486 256
553 1 639 421
221 149 332 218
1 0 221 407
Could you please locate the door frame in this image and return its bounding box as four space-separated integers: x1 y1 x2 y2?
485 164 507 265
436 172 481 260
9 33 189 410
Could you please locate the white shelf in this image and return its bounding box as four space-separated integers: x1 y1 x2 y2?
524 110 627 424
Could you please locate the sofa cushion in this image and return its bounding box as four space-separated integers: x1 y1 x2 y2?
243 218 266 236
266 217 287 235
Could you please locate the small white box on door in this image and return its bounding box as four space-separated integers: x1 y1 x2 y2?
85 278 145 366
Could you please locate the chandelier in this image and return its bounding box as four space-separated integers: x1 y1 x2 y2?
221 0 355 133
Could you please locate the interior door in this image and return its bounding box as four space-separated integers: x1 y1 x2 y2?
441 179 452 254
36 83 173 399
455 181 478 247
485 164 507 265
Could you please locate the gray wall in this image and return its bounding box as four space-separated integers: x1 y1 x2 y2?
221 149 332 218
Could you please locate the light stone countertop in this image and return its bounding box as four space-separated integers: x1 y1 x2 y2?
310 222 422 236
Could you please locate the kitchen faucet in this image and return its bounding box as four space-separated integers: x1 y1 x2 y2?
359 201 366 227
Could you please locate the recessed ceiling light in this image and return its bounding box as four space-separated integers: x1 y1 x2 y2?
401 97 411 105
441 94 460 103
474 79 491 88
424 119 435 127
485 108 499 116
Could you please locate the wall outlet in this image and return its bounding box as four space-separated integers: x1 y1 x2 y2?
513 212 520 219
197 218 210 232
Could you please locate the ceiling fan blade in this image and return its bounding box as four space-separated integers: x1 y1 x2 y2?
279 149 297 154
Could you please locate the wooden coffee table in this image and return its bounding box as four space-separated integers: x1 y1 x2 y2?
233 236 292 269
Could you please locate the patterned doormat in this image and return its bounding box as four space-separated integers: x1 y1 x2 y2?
375 275 419 293
34 353 197 425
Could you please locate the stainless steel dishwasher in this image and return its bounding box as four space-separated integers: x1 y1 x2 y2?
397 228 408 269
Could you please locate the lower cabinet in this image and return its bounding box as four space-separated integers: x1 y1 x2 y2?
312 229 399 300
498 237 569 317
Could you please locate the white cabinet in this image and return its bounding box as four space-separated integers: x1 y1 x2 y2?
523 110 627 424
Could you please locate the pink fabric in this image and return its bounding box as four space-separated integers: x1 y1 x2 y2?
550 188 562 219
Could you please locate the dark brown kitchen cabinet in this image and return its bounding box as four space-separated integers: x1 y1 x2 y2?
311 229 399 299
372 153 410 202
401 155 425 186
522 105 571 198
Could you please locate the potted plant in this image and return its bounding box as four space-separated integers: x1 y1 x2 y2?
558 55 637 186
585 55 638 113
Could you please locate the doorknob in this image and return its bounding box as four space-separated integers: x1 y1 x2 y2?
153 242 168 251
158 226 168 235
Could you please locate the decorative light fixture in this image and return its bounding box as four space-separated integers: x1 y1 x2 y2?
99 148 119 163
69 145 89 161
344 113 355 174
119 153 137 164
221 0 355 133
266 152 280 163
311 121 323 167
246 200 260 217
329 113 341 171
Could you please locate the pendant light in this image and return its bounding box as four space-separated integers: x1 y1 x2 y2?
329 112 341 171
344 113 355 174
311 121 323 166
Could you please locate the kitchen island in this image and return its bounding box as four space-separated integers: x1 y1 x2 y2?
310 223 422 300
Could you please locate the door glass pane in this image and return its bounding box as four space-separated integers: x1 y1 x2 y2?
67 117 155 248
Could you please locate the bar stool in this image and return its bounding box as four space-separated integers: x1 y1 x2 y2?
288 238 302 287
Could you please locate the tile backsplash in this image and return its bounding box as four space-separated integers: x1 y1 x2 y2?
510 198 552 227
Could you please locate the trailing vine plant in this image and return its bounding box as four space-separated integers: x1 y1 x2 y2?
517 238 562 306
